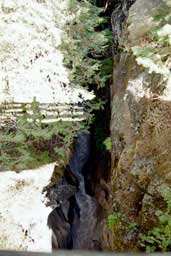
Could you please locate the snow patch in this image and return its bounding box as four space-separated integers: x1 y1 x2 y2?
0 163 55 252
0 0 94 104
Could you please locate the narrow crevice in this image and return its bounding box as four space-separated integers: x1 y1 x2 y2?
45 0 138 251
45 131 105 251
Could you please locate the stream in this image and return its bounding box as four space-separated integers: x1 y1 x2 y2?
46 131 101 251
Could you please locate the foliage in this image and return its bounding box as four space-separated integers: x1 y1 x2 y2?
107 213 125 231
0 100 79 171
107 211 139 250
140 188 171 252
103 137 112 151
61 0 113 90
132 3 171 78
107 212 139 233
60 0 113 152
79 97 106 129
128 222 139 232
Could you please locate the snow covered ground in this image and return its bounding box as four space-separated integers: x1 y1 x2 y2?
0 0 93 104
0 163 54 252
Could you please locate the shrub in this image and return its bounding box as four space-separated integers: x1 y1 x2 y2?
140 188 171 252
61 0 113 89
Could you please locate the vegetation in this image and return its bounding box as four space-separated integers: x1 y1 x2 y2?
107 213 125 231
61 0 113 89
140 189 171 252
107 212 139 250
103 137 112 151
61 0 113 150
0 100 79 171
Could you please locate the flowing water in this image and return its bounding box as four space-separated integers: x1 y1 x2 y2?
46 132 100 250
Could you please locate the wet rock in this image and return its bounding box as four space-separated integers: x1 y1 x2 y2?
44 183 77 208
47 207 71 249
72 191 99 250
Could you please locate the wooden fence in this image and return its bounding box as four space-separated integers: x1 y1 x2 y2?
0 102 86 126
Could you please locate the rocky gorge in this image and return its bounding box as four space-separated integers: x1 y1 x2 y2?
1 0 171 253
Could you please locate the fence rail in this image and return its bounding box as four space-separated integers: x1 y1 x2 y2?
0 102 87 126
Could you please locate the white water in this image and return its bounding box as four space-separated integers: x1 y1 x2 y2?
0 163 54 252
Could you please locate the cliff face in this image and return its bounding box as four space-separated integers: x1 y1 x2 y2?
109 0 171 250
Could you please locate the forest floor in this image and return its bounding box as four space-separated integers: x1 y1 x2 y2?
0 163 54 252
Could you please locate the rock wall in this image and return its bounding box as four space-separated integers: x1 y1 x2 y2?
109 0 171 250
